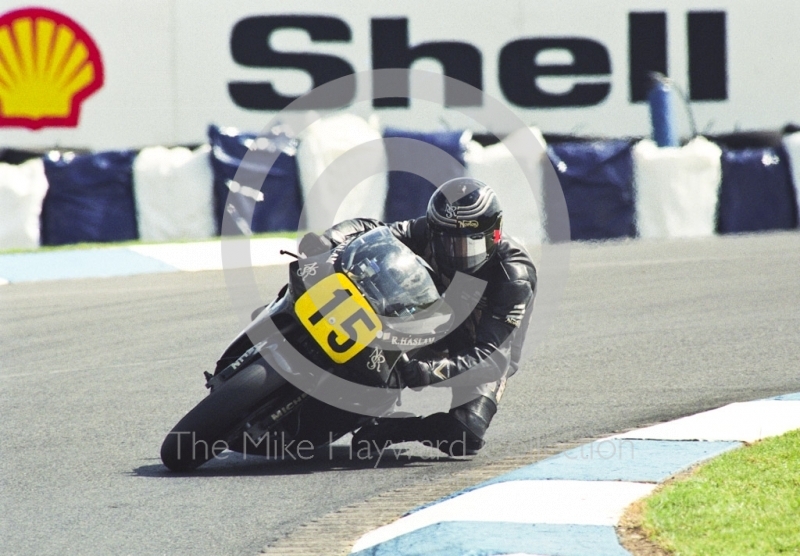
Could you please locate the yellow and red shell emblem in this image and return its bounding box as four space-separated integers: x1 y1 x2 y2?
0 8 103 129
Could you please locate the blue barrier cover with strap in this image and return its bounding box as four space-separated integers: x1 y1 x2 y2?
208 124 301 234
546 140 635 241
383 128 467 223
717 147 798 234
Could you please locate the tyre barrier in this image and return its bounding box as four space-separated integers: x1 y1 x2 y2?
0 157 48 249
784 132 800 221
464 127 548 245
296 113 388 231
547 140 636 241
40 150 138 246
208 124 302 235
382 128 468 223
3 120 800 251
717 146 798 234
633 137 722 239
133 145 216 242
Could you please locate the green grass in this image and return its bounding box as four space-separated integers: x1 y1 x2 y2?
0 231 298 256
642 428 800 555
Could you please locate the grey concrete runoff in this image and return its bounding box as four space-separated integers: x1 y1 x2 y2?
1 231 798 555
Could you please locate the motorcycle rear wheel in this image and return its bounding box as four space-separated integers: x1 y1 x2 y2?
160 361 285 472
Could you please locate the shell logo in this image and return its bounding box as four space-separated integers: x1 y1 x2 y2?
0 7 104 130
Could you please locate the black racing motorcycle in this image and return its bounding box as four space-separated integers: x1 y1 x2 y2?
160 227 450 471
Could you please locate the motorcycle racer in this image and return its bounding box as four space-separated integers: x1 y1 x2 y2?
299 177 537 456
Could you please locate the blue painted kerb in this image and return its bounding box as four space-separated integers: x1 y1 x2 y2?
351 392 800 555
476 439 741 485
352 522 629 556
408 439 741 515
773 392 800 401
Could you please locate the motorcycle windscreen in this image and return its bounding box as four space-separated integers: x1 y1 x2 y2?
341 227 439 318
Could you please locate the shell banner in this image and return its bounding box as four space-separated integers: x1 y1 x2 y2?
2 1 800 149
0 7 103 129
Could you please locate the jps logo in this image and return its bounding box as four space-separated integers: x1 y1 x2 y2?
297 262 318 278
366 348 386 371
444 204 458 218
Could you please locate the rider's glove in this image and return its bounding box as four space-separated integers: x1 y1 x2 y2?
398 358 450 388
299 232 333 257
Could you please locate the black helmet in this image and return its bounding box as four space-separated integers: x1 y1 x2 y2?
426 177 503 273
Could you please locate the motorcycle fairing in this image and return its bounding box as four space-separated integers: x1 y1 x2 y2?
294 272 383 364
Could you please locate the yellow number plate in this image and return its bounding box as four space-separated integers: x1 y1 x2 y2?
295 273 382 364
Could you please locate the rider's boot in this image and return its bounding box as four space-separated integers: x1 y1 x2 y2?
352 395 497 456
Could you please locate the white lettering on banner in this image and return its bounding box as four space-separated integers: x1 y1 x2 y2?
5 1 800 148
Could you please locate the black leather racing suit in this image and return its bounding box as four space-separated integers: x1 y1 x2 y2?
322 217 537 453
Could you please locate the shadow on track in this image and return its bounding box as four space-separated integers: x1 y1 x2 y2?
132 444 472 478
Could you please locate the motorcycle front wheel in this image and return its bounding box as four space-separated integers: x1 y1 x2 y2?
160 361 286 472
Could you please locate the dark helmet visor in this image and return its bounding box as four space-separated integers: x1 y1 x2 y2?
431 230 493 272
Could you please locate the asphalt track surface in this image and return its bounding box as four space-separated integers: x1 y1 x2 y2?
1 232 799 555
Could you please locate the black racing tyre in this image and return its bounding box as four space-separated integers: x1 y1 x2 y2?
160 361 285 472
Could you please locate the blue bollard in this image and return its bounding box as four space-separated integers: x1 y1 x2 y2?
647 74 678 147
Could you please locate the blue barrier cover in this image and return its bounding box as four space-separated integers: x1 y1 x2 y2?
547 140 635 241
208 125 301 234
383 129 467 222
41 150 138 245
717 147 798 233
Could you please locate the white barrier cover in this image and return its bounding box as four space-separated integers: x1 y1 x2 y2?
465 127 547 245
782 132 800 219
132 145 216 241
633 137 722 239
0 158 49 250
296 113 388 231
